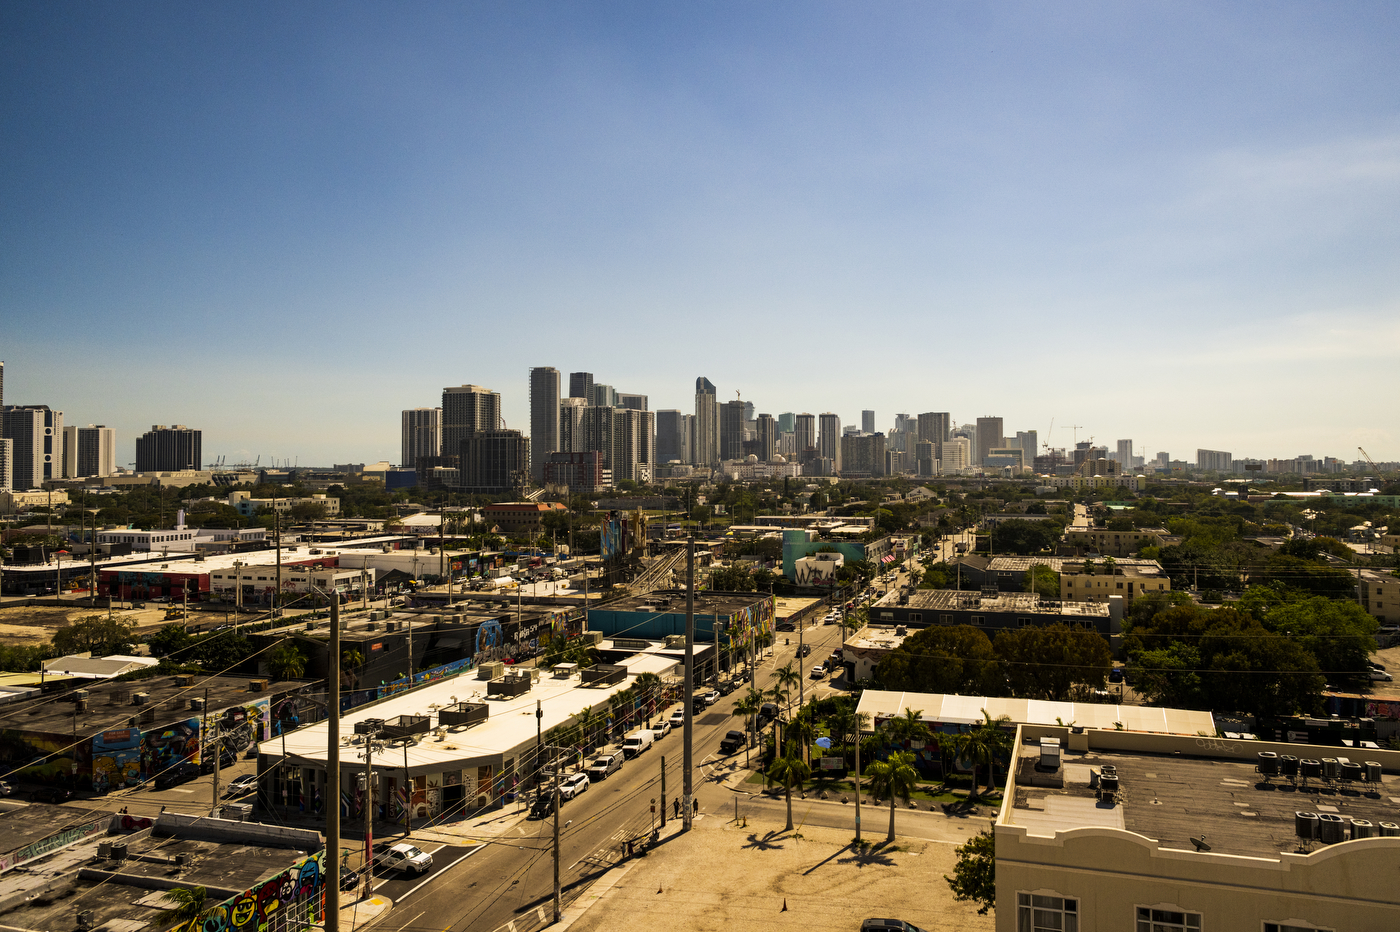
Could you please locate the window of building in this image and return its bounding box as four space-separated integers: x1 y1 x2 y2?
971 615 985 625
908 613 921 623
1017 617 1032 627
1262 923 1332 932
939 614 953 624
1136 906 1201 931
1018 893 1077 932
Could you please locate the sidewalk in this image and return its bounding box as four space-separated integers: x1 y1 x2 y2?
310 889 392 931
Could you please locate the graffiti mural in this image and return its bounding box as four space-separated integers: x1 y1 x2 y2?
182 850 326 932
91 727 142 792
0 729 77 785
141 717 201 779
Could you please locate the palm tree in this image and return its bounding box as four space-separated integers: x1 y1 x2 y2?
342 648 364 690
155 885 208 928
774 662 801 718
882 707 929 749
951 711 1013 800
733 688 763 768
787 713 817 765
766 741 812 831
268 642 306 680
576 705 596 752
634 672 663 721
866 750 919 843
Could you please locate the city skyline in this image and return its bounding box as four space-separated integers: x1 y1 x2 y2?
3 5 1398 464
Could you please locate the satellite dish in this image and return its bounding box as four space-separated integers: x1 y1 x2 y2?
1190 836 1211 852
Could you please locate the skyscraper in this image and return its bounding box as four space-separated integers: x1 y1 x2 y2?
975 416 1004 467
459 431 529 492
618 393 648 411
1 405 62 489
612 408 655 483
0 438 11 492
568 372 593 401
401 408 441 468
1116 439 1134 466
693 377 718 466
777 412 795 435
135 424 200 472
442 385 500 461
916 412 951 463
818 413 842 474
529 367 561 482
656 410 686 463
1015 430 1039 470
719 400 746 461
756 413 776 462
558 397 587 452
592 384 618 408
63 425 116 478
862 410 876 434
795 413 816 456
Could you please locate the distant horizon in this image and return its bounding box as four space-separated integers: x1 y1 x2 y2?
4 5 1396 464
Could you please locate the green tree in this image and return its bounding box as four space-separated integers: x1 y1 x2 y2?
994 624 1111 700
945 829 996 914
1024 563 1060 600
1258 598 1377 680
148 623 196 659
990 519 1059 555
52 615 136 657
268 642 307 680
880 707 930 749
774 661 801 718
876 625 1000 695
709 562 757 592
734 688 763 767
156 885 208 928
866 749 919 843
194 631 255 672
766 741 812 831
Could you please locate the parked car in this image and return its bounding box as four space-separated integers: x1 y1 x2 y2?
719 730 747 754
668 709 686 728
758 702 779 725
810 664 826 678
717 679 737 696
650 720 672 738
861 920 928 932
1370 669 1394 682
200 749 237 774
30 786 74 804
154 763 200 791
587 754 623 781
373 842 433 875
622 729 655 758
558 772 590 800
528 795 557 820
224 773 259 796
0 780 11 796
702 689 720 706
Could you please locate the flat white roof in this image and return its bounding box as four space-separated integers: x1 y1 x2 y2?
265 667 648 774
856 690 1214 736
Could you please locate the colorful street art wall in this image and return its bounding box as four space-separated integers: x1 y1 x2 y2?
177 850 326 932
141 717 201 779
90 727 143 792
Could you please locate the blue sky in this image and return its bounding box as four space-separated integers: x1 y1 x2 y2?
3 2 1398 467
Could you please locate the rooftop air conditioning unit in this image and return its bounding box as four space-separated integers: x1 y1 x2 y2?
73 689 90 701
190 698 206 711
132 692 150 705
248 679 269 693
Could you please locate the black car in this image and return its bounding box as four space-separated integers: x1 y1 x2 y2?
799 644 811 657
30 786 74 804
719 730 747 754
155 762 200 790
200 750 237 774
528 795 557 820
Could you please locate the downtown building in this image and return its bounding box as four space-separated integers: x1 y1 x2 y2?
400 408 441 468
528 367 561 483
1 405 63 489
62 424 116 479
692 377 719 466
135 424 200 472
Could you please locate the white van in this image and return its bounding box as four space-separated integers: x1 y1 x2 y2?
621 729 655 759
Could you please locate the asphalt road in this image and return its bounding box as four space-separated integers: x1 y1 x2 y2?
380 619 855 932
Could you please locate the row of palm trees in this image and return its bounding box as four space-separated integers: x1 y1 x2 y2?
761 697 1013 842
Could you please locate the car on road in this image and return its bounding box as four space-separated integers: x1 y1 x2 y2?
528 794 557 820
1371 669 1394 682
860 919 929 932
225 773 259 796
200 749 237 774
650 720 672 738
668 709 686 728
798 644 811 657
719 730 747 754
154 763 200 791
701 689 720 706
717 679 737 696
587 753 623 781
30 786 74 804
558 772 590 800
758 702 779 725
810 664 826 678
373 842 433 875
0 780 11 796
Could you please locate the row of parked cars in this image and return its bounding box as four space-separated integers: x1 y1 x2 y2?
529 708 682 819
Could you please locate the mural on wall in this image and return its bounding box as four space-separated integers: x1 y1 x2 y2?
727 596 775 647
141 717 201 779
206 699 271 757
271 696 304 738
179 849 326 932
90 727 142 792
0 729 77 785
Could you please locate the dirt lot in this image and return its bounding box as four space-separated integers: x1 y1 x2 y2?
566 814 994 932
0 603 171 646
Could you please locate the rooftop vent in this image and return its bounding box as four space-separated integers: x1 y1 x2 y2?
248 679 269 693
131 692 150 705
438 701 489 728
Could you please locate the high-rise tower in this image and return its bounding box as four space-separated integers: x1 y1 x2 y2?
529 367 561 482
442 385 501 461
693 377 718 466
401 408 440 468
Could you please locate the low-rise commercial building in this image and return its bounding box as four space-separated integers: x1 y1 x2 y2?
994 723 1400 932
1062 525 1171 557
1060 559 1171 603
870 589 1118 637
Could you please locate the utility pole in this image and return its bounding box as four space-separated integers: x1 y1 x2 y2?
362 725 380 876
326 596 342 932
274 499 282 617
552 763 562 922
798 601 805 708
659 754 667 829
89 501 97 608
207 688 220 814
854 719 862 844
536 700 543 791
683 537 694 830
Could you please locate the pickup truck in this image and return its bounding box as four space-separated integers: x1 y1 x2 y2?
719 730 747 754
373 842 433 875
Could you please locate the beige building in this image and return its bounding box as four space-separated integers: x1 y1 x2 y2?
1062 526 1171 558
1360 569 1397 626
996 724 1400 932
0 489 70 514
1061 560 1171 603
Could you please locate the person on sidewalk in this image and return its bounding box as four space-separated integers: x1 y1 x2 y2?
673 798 680 820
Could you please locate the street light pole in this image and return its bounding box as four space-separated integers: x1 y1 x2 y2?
325 595 342 932
683 537 694 831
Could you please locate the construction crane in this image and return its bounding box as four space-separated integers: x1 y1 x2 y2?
1067 424 1085 445
1358 446 1383 478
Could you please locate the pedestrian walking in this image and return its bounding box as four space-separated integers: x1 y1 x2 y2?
673 798 680 819
692 798 699 817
